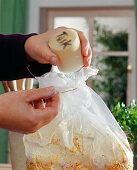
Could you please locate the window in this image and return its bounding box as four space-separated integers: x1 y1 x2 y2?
41 7 135 106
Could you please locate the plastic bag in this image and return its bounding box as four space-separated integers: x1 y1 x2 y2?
24 67 133 170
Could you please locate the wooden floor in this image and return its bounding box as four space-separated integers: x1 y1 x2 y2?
0 164 12 170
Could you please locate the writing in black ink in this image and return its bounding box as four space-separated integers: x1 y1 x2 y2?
56 31 71 49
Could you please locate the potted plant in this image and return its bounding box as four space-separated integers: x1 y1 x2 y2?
112 100 137 168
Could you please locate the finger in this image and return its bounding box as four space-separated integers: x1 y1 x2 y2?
83 57 90 67
36 109 57 127
42 46 59 66
25 87 56 102
55 26 67 32
35 93 60 125
34 99 44 109
46 92 60 108
72 29 89 57
87 47 92 57
45 98 52 107
83 47 92 67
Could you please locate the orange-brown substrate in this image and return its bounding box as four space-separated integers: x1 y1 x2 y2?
26 159 132 170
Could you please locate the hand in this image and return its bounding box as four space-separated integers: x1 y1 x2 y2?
24 27 91 67
0 87 59 134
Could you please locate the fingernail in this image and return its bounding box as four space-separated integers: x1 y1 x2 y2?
47 86 56 97
86 48 89 56
50 57 57 65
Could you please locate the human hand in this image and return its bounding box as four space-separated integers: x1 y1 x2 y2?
0 87 59 134
24 27 91 67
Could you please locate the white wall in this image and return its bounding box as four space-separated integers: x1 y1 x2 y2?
27 0 134 33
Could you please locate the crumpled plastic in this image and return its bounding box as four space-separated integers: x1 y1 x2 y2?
24 67 133 170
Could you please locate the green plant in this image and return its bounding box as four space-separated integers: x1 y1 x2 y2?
112 101 137 157
93 23 128 109
95 24 128 51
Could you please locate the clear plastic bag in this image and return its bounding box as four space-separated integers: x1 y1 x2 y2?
24 67 133 170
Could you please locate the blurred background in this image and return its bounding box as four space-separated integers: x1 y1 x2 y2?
0 0 137 169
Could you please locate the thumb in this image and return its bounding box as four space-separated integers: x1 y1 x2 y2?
25 86 56 102
42 46 59 65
